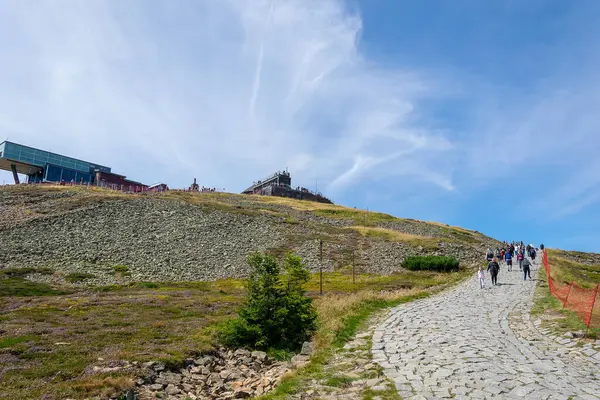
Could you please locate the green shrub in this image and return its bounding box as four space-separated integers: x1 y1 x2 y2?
112 265 129 274
0 278 66 296
402 255 460 272
217 252 317 351
0 267 54 278
65 272 96 283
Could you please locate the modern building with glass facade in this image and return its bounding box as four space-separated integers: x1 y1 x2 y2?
0 141 144 190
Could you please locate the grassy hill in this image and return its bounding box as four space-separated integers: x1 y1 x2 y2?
0 184 500 287
0 184 510 399
0 184 504 399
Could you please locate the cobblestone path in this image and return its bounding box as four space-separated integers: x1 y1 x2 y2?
373 260 600 399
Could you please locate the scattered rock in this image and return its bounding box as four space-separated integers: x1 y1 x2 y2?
0 189 500 283
291 354 310 368
300 341 314 356
135 348 290 400
251 350 268 362
148 383 163 391
165 384 181 395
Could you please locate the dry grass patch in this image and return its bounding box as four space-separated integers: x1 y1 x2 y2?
427 221 475 234
350 226 439 248
546 250 600 289
70 376 135 397
251 194 346 212
313 288 419 348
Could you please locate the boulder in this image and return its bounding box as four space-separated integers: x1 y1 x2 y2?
165 384 181 395
300 341 314 356
220 369 233 381
251 350 268 362
156 371 182 385
234 349 251 358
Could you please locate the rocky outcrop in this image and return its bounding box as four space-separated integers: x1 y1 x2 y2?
0 186 502 284
135 348 292 400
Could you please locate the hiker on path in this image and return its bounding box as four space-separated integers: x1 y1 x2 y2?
517 248 524 271
522 257 532 280
487 257 500 286
486 248 494 263
530 247 537 265
505 250 513 271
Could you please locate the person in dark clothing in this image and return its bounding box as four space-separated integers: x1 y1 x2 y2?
486 248 494 263
530 247 537 264
488 258 500 286
522 257 532 280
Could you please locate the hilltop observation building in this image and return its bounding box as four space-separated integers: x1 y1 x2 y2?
242 170 333 204
0 140 147 191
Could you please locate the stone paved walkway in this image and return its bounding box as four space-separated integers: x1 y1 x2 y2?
373 259 600 399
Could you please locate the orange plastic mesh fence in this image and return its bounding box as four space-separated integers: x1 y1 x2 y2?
543 250 600 328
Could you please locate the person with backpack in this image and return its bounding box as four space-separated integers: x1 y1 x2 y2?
486 248 494 263
505 249 513 271
530 247 537 264
488 257 500 286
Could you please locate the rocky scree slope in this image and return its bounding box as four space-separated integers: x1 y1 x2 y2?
0 185 502 284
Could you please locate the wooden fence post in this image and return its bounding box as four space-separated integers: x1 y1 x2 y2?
352 250 355 284
319 240 323 296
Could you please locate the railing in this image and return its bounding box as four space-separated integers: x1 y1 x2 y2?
543 249 599 329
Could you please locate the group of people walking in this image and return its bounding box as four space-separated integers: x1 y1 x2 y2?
478 241 543 288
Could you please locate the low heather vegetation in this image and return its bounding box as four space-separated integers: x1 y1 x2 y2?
402 255 460 273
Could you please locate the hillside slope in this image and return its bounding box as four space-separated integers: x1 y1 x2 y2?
0 185 501 284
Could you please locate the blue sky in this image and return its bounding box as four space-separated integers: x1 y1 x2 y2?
1 0 599 252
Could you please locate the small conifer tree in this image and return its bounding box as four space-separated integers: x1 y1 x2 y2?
218 252 317 350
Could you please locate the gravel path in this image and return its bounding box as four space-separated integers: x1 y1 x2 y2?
373 258 600 399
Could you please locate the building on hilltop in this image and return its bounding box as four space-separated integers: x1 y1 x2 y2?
242 170 333 204
148 183 169 192
0 140 147 192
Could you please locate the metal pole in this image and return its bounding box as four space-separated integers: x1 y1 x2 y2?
352 249 355 284
319 240 323 295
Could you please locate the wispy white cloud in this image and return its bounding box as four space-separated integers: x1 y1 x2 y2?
0 0 455 196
